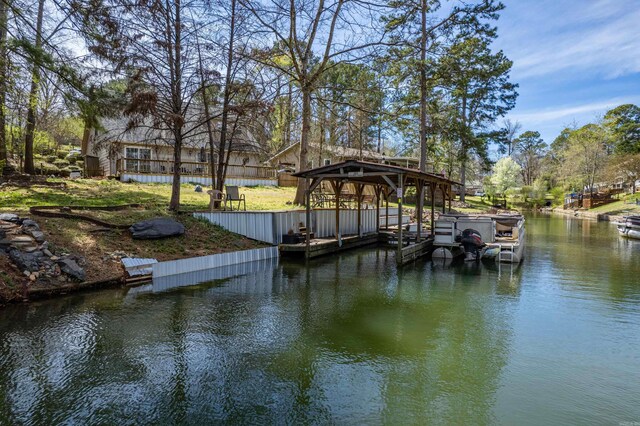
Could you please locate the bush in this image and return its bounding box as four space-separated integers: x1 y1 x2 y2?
68 156 77 165
57 151 67 159
46 155 57 163
53 159 70 168
36 164 61 176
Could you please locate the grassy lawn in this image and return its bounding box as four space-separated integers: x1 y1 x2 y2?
587 196 640 216
0 179 299 212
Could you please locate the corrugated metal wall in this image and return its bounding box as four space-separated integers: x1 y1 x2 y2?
196 209 386 244
195 212 282 244
153 246 279 277
313 209 377 237
121 173 277 187
151 257 278 293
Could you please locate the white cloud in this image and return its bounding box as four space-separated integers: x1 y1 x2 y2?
508 98 637 124
498 0 640 80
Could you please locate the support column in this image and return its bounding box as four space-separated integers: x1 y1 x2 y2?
331 180 343 246
448 185 452 212
385 189 390 230
305 177 311 259
375 185 381 232
397 175 404 264
430 183 436 237
416 181 423 242
356 183 363 238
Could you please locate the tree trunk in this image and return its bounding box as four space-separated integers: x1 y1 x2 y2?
418 0 428 173
169 135 182 211
168 0 183 211
24 0 45 175
318 93 325 166
215 0 236 193
294 88 312 205
0 0 8 166
460 159 466 203
195 28 217 191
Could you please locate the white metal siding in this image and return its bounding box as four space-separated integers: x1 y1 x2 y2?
196 209 380 244
153 246 279 277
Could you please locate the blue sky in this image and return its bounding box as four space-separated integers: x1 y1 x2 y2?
494 0 640 145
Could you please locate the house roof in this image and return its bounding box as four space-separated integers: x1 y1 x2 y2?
292 160 461 188
269 141 386 161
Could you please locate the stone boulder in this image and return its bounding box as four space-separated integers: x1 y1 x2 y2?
21 219 40 230
8 248 43 273
0 213 19 223
129 218 185 240
56 257 86 282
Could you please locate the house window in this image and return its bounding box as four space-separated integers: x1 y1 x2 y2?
324 158 331 166
198 147 207 163
125 147 151 172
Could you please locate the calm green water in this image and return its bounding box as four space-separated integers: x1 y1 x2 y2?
1 215 640 425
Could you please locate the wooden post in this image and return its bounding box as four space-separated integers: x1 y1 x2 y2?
441 184 446 213
356 183 363 238
385 189 390 230
305 177 311 259
331 180 343 246
397 175 404 264
416 181 423 242
375 185 381 232
448 185 452 212
430 183 436 237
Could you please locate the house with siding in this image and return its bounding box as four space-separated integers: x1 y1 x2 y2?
86 118 277 187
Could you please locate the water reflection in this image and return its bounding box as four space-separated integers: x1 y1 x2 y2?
1 216 640 424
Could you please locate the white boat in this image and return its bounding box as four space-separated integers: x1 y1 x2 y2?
432 213 525 263
614 215 640 239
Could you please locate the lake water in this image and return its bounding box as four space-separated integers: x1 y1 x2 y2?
1 214 640 425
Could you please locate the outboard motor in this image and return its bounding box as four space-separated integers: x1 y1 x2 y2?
459 228 485 261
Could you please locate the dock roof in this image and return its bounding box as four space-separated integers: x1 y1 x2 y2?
292 160 461 188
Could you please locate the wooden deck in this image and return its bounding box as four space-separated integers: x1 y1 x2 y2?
279 231 434 264
279 233 380 259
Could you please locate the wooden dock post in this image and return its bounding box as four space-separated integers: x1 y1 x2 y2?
430 183 436 237
397 175 404 264
305 177 311 259
416 181 423 242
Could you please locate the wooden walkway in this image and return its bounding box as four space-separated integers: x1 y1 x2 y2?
279 232 434 264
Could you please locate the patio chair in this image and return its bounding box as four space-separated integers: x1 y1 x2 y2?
207 189 225 211
224 186 246 211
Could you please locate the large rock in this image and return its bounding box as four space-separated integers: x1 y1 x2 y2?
129 218 185 240
8 248 43 272
21 219 40 230
56 257 85 281
0 213 19 223
27 229 46 243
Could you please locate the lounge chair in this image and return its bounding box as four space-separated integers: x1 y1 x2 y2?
224 186 246 211
207 189 225 211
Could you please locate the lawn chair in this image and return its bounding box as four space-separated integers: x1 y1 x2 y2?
224 185 246 211
207 189 225 211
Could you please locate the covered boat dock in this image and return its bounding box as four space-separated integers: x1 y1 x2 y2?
285 160 460 265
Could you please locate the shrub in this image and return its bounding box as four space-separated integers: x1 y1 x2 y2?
57 151 67 159
68 156 77 165
36 164 61 176
53 159 70 168
46 155 57 163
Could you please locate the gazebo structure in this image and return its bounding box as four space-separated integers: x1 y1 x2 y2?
288 160 460 264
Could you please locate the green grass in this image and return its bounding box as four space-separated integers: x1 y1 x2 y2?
0 179 299 212
587 195 640 216
457 196 495 213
